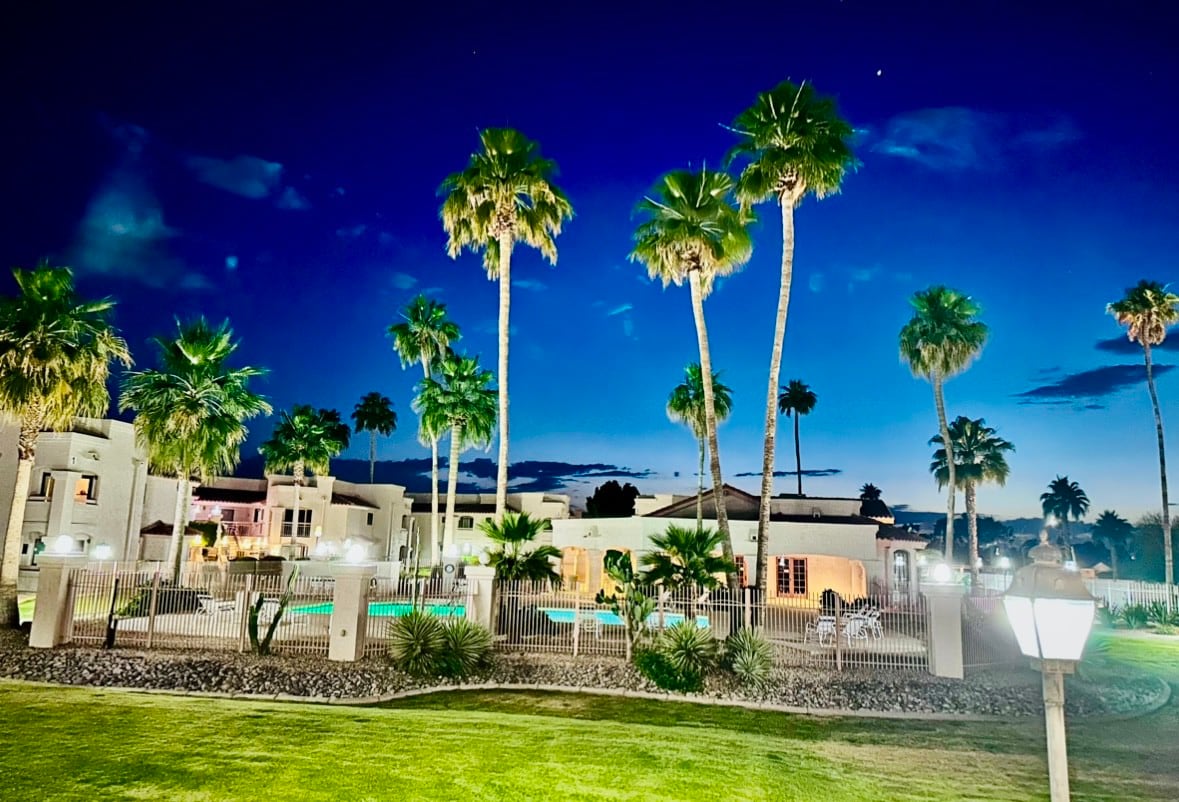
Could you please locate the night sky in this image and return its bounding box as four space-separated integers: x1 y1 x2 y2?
2 1 1176 519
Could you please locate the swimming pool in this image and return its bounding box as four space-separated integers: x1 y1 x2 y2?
292 601 465 618
541 608 709 628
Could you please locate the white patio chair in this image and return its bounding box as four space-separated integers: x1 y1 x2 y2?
842 613 871 645
862 607 884 640
197 593 235 615
575 609 602 639
804 615 836 646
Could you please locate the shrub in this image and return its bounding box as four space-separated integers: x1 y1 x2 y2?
1145 601 1179 627
439 618 493 678
1120 604 1150 630
723 627 774 689
659 620 718 677
388 610 446 676
634 648 703 693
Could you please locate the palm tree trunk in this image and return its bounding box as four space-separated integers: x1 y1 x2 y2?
933 374 956 565
688 270 737 594
369 431 376 483
166 474 188 580
1 423 36 626
755 198 797 596
1109 540 1120 581
794 414 803 496
444 425 462 555
1144 343 1174 602
696 437 705 532
422 359 440 556
966 481 979 589
292 461 304 558
494 233 513 522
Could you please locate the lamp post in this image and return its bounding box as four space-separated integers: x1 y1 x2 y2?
1003 533 1096 802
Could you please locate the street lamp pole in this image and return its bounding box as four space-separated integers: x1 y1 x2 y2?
1040 659 1070 802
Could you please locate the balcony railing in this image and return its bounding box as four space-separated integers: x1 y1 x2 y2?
281 523 313 538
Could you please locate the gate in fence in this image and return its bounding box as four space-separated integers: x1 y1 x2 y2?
960 592 1022 673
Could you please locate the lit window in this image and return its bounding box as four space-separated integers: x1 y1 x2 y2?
734 555 749 587
74 475 98 503
282 509 312 537
776 557 808 596
458 516 474 530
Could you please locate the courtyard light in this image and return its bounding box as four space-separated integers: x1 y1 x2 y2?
50 535 76 555
92 543 113 561
1003 533 1095 802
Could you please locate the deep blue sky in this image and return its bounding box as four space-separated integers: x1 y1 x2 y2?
2 1 1177 518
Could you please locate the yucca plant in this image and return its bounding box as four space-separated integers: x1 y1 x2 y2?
1120 604 1150 630
723 627 774 689
659 620 718 677
440 618 493 678
388 610 446 676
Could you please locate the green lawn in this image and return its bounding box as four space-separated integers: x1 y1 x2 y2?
0 631 1175 801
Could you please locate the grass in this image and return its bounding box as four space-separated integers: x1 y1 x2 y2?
0 631 1175 801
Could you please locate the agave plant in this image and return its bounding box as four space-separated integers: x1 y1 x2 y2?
440 618 493 678
659 620 718 678
723 627 774 689
388 609 447 676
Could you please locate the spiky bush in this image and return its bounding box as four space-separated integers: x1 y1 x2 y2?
633 648 703 693
1120 604 1150 630
388 610 446 677
659 620 718 676
723 627 774 689
1145 601 1179 627
439 618 493 678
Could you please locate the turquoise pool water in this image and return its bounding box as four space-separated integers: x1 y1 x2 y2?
292 602 465 618
541 608 709 628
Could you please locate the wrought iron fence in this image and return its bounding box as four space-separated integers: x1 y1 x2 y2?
961 591 1022 673
361 575 471 658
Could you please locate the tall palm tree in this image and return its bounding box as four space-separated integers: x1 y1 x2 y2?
352 392 397 483
259 406 350 554
1040 475 1090 545
928 416 1014 585
859 483 883 501
120 318 270 576
899 286 987 565
630 168 753 594
481 511 562 586
778 380 818 496
415 353 497 554
641 525 736 593
390 294 461 550
1092 510 1134 580
666 363 733 531
1109 280 1179 593
728 79 857 598
0 263 130 623
440 129 573 522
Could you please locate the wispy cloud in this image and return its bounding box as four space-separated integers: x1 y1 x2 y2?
187 154 283 199
733 468 843 478
389 272 418 290
276 186 310 210
1095 336 1179 355
336 224 367 239
607 303 633 317
512 279 547 291
1016 364 1175 403
872 108 1080 171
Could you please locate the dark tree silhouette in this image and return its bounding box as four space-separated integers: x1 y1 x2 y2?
585 481 641 518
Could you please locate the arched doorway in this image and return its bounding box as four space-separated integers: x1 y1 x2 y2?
893 550 912 596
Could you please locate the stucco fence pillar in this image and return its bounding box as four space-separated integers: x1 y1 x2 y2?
463 565 495 631
29 555 87 649
328 563 377 662
922 582 966 679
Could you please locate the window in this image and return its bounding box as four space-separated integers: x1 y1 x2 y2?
400 515 409 529
776 557 808 596
734 555 749 587
74 475 98 503
366 513 374 526
458 516 474 530
253 508 264 523
35 473 54 500
220 508 236 522
282 509 312 537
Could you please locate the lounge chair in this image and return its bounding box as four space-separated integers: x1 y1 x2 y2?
575 609 602 639
804 615 836 645
196 593 235 615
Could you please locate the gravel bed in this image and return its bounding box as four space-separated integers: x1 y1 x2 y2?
0 631 1162 717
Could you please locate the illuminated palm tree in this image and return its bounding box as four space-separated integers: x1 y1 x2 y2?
481 512 561 586
1040 475 1090 543
777 380 818 496
390 294 461 548
728 79 857 596
121 318 270 576
440 129 573 521
0 264 130 623
899 286 987 565
352 392 397 483
666 363 733 531
641 525 736 593
630 168 753 593
415 353 497 553
1109 280 1179 591
929 416 1013 584
259 406 350 553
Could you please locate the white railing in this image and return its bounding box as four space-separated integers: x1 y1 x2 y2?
973 572 1179 609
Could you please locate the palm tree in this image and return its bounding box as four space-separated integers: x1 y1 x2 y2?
899 286 987 565
390 294 461 551
666 363 733 531
778 380 818 496
481 511 562 585
928 416 1014 585
351 392 397 483
120 318 270 576
440 129 573 522
1109 280 1179 593
859 483 882 501
415 353 497 554
1092 510 1134 580
259 406 350 554
641 525 736 593
630 168 753 593
728 79 857 599
1040 475 1090 546
0 264 130 623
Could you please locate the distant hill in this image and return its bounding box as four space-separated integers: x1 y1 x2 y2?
892 508 1087 538
234 455 484 494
